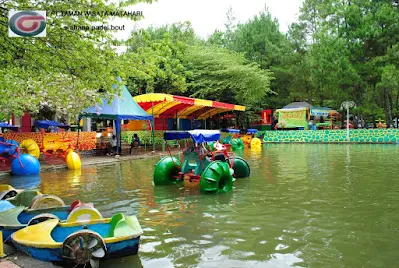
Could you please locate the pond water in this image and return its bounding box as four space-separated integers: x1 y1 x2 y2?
1 144 399 267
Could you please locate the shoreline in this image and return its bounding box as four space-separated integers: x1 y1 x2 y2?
0 150 179 177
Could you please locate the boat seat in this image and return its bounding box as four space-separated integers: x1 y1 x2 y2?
181 151 210 176
10 190 41 207
108 213 143 238
66 206 102 223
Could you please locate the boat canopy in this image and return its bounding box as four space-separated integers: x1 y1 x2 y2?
134 93 245 120
164 130 220 143
221 128 240 133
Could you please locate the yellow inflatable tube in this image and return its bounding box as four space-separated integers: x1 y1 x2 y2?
250 138 262 148
66 151 81 170
20 139 40 159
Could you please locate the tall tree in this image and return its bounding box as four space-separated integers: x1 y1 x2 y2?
184 45 275 126
0 0 153 120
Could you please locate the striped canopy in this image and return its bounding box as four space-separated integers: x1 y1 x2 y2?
134 93 245 120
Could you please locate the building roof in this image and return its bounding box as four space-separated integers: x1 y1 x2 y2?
283 102 313 109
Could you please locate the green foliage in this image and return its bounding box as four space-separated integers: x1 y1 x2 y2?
0 0 152 120
296 0 399 123
184 45 274 107
124 23 274 111
124 23 194 95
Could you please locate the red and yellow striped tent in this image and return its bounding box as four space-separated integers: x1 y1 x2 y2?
133 93 245 120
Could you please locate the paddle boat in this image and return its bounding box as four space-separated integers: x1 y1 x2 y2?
12 213 143 268
0 184 21 200
221 128 244 150
153 130 250 193
240 128 259 145
0 190 100 242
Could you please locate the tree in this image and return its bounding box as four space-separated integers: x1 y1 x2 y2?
124 23 195 95
184 45 275 126
208 8 299 110
297 0 399 122
0 0 153 120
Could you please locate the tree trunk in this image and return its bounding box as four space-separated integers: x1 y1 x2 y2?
384 88 393 127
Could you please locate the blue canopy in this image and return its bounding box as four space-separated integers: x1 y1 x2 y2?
221 128 240 133
310 107 331 117
80 77 153 121
164 130 220 143
247 129 258 134
0 122 18 131
34 120 70 129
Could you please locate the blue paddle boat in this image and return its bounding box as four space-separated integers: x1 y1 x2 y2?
0 190 99 242
12 213 143 268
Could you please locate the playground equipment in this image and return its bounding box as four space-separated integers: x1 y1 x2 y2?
153 130 250 194
35 120 81 170
11 213 143 267
0 140 40 176
20 139 40 159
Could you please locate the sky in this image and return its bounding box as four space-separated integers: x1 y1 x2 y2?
112 0 304 41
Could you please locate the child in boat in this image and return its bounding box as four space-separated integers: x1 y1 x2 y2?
213 141 227 162
180 141 210 163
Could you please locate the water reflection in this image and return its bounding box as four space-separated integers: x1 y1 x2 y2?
9 174 40 189
0 145 398 267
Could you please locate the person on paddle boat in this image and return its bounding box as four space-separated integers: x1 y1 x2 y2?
213 141 227 162
180 140 211 163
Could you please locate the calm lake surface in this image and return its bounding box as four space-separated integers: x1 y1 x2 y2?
1 144 399 267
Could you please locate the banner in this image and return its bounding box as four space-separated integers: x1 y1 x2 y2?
278 109 308 129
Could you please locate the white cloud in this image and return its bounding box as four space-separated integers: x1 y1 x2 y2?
111 0 303 42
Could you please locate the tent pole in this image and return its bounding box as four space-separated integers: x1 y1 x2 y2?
115 118 121 155
151 101 155 151
76 116 81 152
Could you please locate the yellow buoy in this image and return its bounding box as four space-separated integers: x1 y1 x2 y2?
20 139 40 159
250 137 262 148
66 151 81 170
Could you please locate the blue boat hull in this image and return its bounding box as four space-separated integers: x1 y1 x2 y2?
13 236 141 262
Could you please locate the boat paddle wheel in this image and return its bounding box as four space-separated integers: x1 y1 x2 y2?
62 230 107 268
